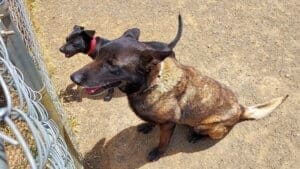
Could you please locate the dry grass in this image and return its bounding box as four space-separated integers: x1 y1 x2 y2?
68 115 79 133
0 120 36 169
25 0 57 77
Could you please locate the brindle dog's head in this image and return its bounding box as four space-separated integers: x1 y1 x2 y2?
70 28 174 94
59 25 96 58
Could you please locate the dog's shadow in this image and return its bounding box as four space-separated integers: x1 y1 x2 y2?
83 124 219 169
59 83 125 103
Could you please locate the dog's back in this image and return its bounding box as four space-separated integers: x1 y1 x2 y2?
128 57 241 127
177 66 241 127
129 56 286 140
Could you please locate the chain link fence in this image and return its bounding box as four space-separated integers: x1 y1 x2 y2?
0 0 81 168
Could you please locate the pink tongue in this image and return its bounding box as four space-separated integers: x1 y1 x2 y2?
84 87 102 95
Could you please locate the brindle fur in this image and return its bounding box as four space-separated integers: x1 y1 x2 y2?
128 57 242 140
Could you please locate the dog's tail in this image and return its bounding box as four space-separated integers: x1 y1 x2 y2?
168 14 183 49
240 95 288 120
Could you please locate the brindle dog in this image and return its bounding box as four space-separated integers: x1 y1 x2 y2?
70 15 287 161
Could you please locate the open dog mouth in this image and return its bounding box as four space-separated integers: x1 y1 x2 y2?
64 53 76 58
59 48 76 58
84 81 121 95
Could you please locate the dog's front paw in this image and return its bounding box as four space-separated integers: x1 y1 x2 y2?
188 132 205 143
147 147 162 162
137 123 155 134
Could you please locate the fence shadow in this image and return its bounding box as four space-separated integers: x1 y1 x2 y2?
83 124 219 169
59 83 125 103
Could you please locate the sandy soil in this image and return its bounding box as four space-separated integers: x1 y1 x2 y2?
29 0 299 168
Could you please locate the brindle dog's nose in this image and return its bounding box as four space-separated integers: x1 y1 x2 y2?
70 73 86 85
59 46 65 53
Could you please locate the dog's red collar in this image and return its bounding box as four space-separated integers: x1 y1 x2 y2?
87 36 97 55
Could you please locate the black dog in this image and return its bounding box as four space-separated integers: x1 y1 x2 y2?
59 25 114 101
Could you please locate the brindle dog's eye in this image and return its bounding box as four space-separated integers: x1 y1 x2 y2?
107 60 113 65
111 67 121 76
105 61 121 75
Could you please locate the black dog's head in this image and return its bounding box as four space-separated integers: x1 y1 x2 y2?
59 25 96 58
70 28 174 94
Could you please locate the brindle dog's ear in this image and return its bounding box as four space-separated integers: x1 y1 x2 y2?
83 30 96 38
140 45 173 69
122 28 140 40
73 25 84 30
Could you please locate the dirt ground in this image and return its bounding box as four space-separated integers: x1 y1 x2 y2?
28 0 299 169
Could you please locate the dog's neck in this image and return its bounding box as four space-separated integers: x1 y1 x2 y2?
86 36 110 59
142 62 164 93
87 36 97 56
142 57 183 94
87 36 99 59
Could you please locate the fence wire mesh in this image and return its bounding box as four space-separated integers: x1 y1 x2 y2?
7 0 66 120
0 0 77 168
0 23 76 169
0 32 75 168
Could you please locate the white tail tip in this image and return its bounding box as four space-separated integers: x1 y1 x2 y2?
242 95 288 120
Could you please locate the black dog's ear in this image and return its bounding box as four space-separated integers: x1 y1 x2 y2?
122 28 140 40
73 25 84 30
83 30 96 38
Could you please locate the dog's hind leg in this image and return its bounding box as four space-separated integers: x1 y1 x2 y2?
191 123 230 141
187 126 209 143
103 88 114 101
137 122 156 134
207 124 229 139
188 131 207 143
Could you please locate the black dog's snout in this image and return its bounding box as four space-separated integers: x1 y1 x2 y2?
70 73 86 85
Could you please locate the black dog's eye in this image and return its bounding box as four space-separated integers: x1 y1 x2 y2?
72 42 81 48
